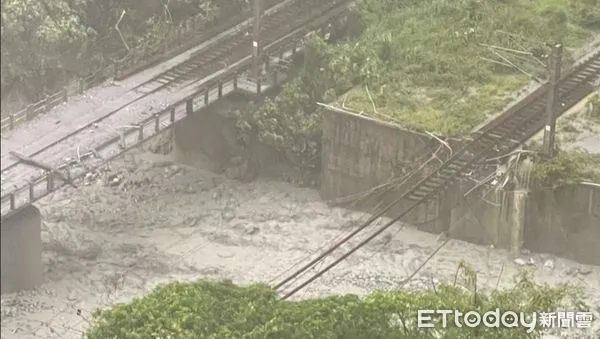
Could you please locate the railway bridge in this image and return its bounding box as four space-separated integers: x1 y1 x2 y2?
0 0 350 293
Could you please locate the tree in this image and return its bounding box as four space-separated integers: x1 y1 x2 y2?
1 0 93 98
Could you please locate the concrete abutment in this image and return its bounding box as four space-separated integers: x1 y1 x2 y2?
320 107 600 265
1 204 44 294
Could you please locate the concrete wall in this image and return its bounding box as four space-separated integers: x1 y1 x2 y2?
320 107 462 233
448 183 529 252
1 204 44 293
320 107 600 265
525 184 600 265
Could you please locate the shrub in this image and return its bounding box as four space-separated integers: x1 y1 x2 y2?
85 270 586 339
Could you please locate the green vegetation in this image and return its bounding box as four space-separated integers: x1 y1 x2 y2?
237 0 599 171
533 149 600 188
0 0 248 105
587 92 600 123
85 269 588 338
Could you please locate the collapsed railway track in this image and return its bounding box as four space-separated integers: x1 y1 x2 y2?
0 0 349 198
0 0 351 216
273 47 600 299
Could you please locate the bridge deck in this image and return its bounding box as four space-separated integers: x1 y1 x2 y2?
0 0 342 198
1 0 350 215
0 0 313 190
0 22 251 190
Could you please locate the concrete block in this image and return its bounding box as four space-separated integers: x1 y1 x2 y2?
1 204 44 294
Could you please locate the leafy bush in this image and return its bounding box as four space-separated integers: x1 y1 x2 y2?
533 149 600 188
238 0 599 170
1 0 94 96
85 270 586 339
587 92 600 123
1 0 247 104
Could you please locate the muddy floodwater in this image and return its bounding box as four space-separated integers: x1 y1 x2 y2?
1 149 599 338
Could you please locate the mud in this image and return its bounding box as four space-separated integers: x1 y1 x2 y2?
0 143 598 339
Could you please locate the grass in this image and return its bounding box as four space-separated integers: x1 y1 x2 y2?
587 92 600 122
337 0 600 135
533 149 600 187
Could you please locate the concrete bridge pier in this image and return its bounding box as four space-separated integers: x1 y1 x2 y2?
1 205 44 294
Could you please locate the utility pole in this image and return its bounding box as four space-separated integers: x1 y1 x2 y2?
252 0 263 81
543 43 563 157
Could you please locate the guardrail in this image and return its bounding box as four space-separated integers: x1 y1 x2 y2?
0 69 111 133
0 53 290 218
0 1 350 218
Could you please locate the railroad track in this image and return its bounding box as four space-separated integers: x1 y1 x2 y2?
114 0 285 80
131 0 339 94
0 0 348 186
0 0 287 177
0 0 351 216
273 46 600 299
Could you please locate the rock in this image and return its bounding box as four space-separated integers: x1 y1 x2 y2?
577 267 592 276
527 257 536 265
227 198 240 208
221 208 236 221
225 165 245 180
245 226 259 235
564 267 579 277
514 258 527 266
543 259 555 270
108 174 121 186
84 172 96 185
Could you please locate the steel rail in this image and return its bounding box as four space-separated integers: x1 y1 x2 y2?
0 0 348 176
0 0 352 217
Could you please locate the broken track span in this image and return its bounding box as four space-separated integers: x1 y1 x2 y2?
0 0 351 217
274 47 600 299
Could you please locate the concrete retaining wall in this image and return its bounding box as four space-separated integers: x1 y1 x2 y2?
525 183 600 265
320 107 600 265
1 204 44 293
322 108 448 233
